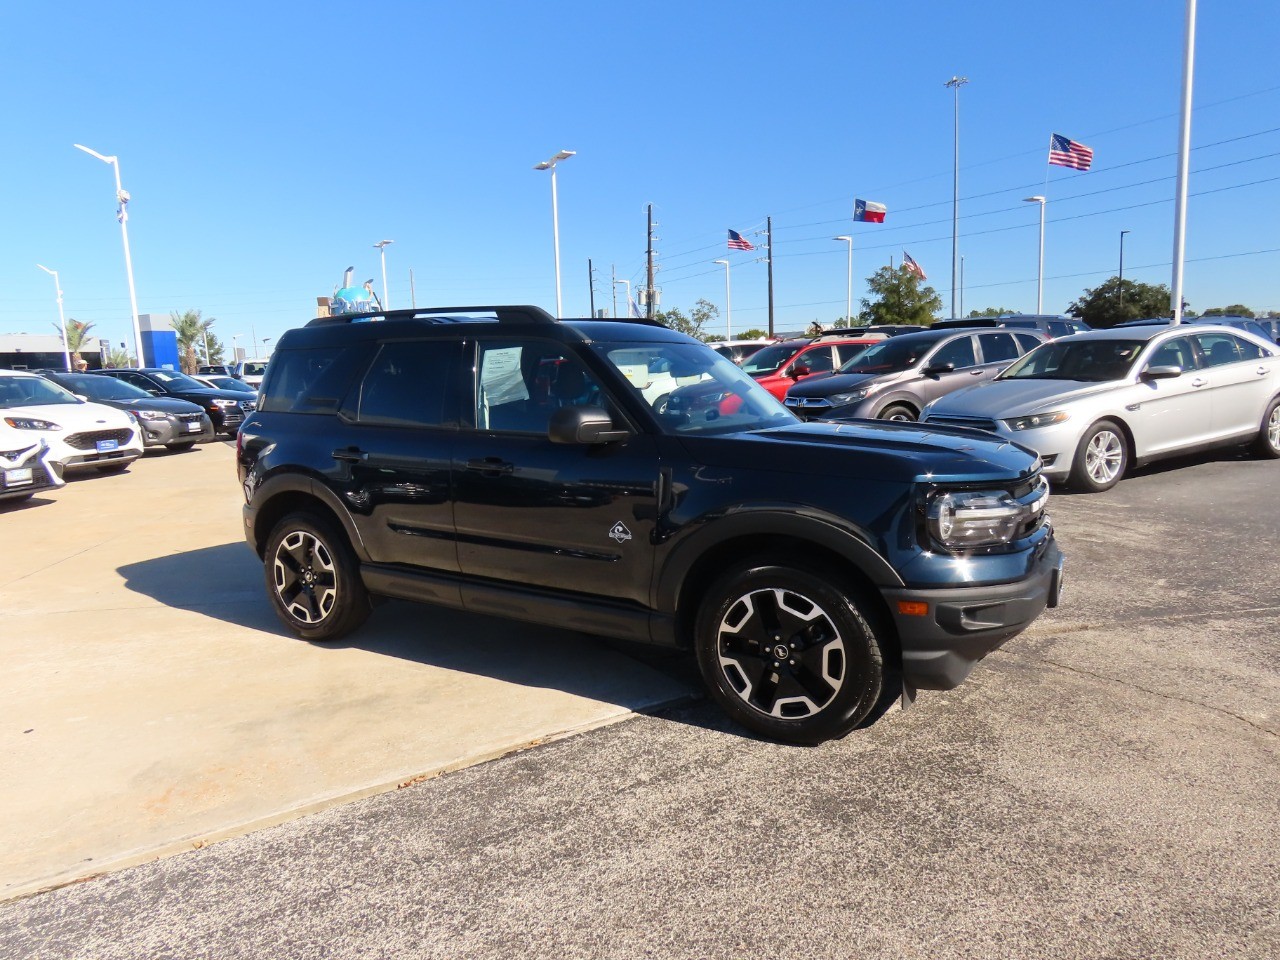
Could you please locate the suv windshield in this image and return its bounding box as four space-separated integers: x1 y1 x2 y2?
595 341 794 436
740 342 801 375
0 376 81 408
999 339 1145 382
840 336 939 374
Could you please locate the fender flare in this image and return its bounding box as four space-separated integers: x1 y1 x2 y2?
249 472 372 561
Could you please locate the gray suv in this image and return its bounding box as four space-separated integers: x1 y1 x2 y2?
784 327 1044 422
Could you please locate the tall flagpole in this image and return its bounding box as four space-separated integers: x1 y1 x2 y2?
1170 0 1197 324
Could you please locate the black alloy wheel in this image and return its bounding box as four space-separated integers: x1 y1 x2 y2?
694 562 885 744
264 512 370 642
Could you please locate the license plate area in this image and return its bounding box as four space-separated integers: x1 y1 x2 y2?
3 467 33 487
96 439 119 452
185 422 203 432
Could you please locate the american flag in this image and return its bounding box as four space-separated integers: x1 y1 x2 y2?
727 229 755 251
1048 133 1094 171
903 251 926 280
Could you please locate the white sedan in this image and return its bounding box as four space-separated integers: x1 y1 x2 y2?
0 371 144 475
0 424 64 504
921 325 1280 492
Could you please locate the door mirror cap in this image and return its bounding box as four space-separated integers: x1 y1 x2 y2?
790 364 811 378
924 361 956 376
1142 364 1183 380
548 406 629 445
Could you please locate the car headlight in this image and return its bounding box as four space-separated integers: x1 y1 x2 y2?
1003 411 1070 431
209 398 239 408
131 409 169 422
926 489 1030 549
828 387 872 405
4 416 61 431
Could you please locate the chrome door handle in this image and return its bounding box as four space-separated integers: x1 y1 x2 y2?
1190 378 1208 388
466 457 514 475
1258 366 1271 376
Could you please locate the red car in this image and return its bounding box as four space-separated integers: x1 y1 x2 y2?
740 335 883 401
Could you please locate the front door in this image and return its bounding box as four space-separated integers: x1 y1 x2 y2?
1127 335 1212 456
452 338 659 607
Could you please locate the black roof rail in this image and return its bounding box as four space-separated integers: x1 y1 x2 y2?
307 304 556 327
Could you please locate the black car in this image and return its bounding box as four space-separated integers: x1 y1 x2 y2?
236 305 1062 744
96 368 255 435
40 372 214 449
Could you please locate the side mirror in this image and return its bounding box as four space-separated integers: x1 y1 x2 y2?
790 364 811 378
1142 364 1182 380
924 361 956 376
548 406 629 445
74 394 89 402
147 389 162 396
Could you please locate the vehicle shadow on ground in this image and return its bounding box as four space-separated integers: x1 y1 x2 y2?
1048 445 1257 496
117 542 711 723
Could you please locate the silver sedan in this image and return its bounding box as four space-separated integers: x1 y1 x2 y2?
920 325 1280 492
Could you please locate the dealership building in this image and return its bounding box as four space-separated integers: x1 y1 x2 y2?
1 314 179 371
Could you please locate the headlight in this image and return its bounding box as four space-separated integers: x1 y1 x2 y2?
926 489 1030 549
829 387 872 405
1003 411 1070 431
132 409 169 422
209 398 239 408
4 416 61 431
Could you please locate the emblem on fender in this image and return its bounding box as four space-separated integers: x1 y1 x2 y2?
609 522 632 543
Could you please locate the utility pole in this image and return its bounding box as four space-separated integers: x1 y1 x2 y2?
588 258 596 318
1119 230 1130 311
646 204 656 319
766 216 775 337
1170 0 1197 324
945 75 969 319
611 264 618 318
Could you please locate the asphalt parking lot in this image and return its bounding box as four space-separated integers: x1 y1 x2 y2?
2 440 1277 959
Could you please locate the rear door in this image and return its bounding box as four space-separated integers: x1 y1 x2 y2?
452 338 659 607
1192 332 1276 439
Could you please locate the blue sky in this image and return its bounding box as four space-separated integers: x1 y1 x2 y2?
4 1 1278 353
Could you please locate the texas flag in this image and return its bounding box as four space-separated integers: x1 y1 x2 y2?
854 199 886 223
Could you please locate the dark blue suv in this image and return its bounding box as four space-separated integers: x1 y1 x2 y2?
237 305 1063 743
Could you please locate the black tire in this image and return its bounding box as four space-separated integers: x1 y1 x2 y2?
653 393 671 416
878 403 917 422
97 462 130 474
694 561 885 744
1068 419 1128 492
263 511 370 642
1251 397 1280 459
1 493 34 506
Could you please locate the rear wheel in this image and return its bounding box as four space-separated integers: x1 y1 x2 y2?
878 403 917 422
263 512 370 642
1251 398 1280 458
694 562 885 744
1069 420 1127 492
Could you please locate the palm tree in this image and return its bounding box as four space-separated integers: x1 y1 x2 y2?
55 319 96 370
169 309 217 373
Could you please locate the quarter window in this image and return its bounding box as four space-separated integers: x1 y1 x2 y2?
1194 333 1244 367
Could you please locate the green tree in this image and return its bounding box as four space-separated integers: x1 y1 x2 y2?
968 306 1014 318
1201 304 1255 318
1067 277 1176 329
740 328 767 340
54 318 96 369
857 265 942 326
170 309 217 373
104 346 135 367
690 298 720 341
655 298 720 341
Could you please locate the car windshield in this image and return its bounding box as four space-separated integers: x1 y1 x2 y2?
999 339 1146 382
0 376 81 408
208 376 255 392
595 341 795 436
150 370 205 389
59 375 150 400
839 336 939 374
739 343 800 375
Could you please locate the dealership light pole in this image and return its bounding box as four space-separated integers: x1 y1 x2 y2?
74 143 144 367
1023 196 1046 313
533 149 575 316
713 259 732 338
833 236 853 326
1170 0 1197 324
232 333 243 362
373 240 393 309
615 278 631 317
36 264 72 371
944 76 968 319
1119 230 1131 310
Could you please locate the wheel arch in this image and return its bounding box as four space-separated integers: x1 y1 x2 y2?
249 474 369 562
874 397 920 419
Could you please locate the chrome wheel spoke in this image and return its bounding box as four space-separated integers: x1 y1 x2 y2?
273 530 338 625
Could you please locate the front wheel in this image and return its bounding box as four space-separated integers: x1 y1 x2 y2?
1069 420 1128 492
878 403 917 422
1251 397 1280 458
263 512 370 642
694 562 885 744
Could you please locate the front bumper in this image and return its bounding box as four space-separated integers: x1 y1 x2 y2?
884 538 1063 692
921 415 1079 480
137 414 216 447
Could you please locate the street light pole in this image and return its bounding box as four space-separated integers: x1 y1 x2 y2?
615 279 631 317
713 260 732 338
74 144 144 368
1170 0 1198 324
944 76 969 319
373 240 393 309
36 265 72 371
533 150 576 316
833 236 853 326
1023 196 1046 313
1119 230 1131 311
232 333 243 363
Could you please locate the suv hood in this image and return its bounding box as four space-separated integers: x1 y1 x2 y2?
95 396 205 415
786 370 900 397
684 419 1039 485
930 378 1122 417
3 400 135 430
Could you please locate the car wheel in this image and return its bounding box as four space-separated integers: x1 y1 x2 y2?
1069 420 1128 492
1250 397 1280 459
653 393 671 415
878 404 917 422
264 512 370 642
694 561 885 744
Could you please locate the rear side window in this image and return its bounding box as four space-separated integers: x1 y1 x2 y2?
1194 333 1245 367
795 345 835 373
352 341 461 428
978 332 1020 363
930 335 977 369
260 346 367 414
1047 321 1074 338
1012 333 1043 353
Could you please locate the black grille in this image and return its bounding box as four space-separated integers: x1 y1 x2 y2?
240 400 256 413
177 413 204 425
63 428 134 450
926 415 1000 433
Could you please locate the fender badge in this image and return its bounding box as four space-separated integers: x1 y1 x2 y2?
609 522 633 543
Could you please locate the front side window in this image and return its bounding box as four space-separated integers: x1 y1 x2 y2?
930 335 978 369
794 345 835 374
475 340 605 435
1147 336 1198 371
